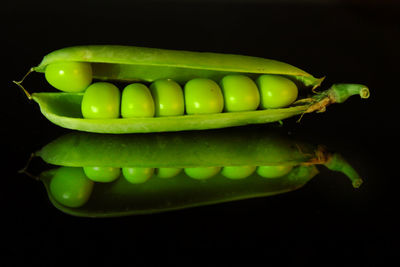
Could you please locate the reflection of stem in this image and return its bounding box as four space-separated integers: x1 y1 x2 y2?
18 153 39 181
301 145 328 166
324 153 363 188
12 67 34 100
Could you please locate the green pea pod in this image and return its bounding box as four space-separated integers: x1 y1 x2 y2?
30 128 362 217
15 45 370 133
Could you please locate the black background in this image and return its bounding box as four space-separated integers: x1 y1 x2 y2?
3 0 400 265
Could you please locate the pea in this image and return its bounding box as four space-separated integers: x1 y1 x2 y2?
149 79 184 116
220 75 260 112
81 82 120 119
184 166 221 180
155 168 182 179
256 74 298 109
49 167 94 208
45 62 92 92
83 166 121 182
122 167 154 184
184 78 224 115
121 83 155 118
257 165 293 178
221 166 256 179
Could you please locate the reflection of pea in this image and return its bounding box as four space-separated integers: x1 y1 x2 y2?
257 165 293 178
184 167 221 180
50 167 94 208
155 168 182 179
83 166 121 183
221 166 256 179
122 167 154 184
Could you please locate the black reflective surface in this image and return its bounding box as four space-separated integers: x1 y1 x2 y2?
3 0 399 265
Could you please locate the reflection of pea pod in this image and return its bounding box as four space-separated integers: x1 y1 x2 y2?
16 45 370 133
36 128 318 168
33 128 362 217
40 165 318 217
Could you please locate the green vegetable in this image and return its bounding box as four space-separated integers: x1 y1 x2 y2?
81 82 120 119
149 79 185 116
14 45 369 133
30 128 364 217
83 166 120 183
257 165 294 178
221 166 257 179
256 74 298 109
121 83 155 118
155 168 182 179
49 167 94 208
184 78 224 115
122 167 154 184
44 62 92 92
220 75 260 112
184 167 222 180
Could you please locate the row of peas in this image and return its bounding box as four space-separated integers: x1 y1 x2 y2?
83 165 294 183
44 62 299 119
50 165 294 208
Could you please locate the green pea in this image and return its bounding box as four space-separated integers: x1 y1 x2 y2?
83 166 121 182
257 165 293 178
45 62 92 92
220 75 260 112
49 167 94 208
221 165 256 179
121 83 155 118
81 82 120 119
155 168 182 179
184 166 221 180
149 79 184 116
256 74 298 109
184 78 224 115
122 167 154 184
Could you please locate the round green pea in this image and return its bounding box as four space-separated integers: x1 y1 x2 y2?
256 74 298 109
184 166 221 180
121 83 155 118
122 167 154 184
83 166 121 183
45 62 92 92
81 82 121 119
49 167 94 208
257 165 293 178
220 75 260 112
221 165 256 179
184 78 224 115
155 168 182 179
149 79 184 116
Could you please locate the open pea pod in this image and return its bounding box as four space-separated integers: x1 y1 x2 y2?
31 128 362 217
16 45 370 133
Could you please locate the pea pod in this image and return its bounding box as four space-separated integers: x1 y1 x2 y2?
15 45 370 133
30 128 362 217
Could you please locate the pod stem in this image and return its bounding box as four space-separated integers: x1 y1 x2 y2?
323 153 363 188
13 67 34 100
18 153 40 181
